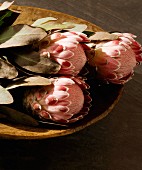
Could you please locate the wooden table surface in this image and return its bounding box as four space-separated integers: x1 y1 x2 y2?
0 0 142 170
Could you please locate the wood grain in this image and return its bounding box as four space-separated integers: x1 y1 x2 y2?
0 5 123 139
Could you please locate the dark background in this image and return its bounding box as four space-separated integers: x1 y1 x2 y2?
0 0 142 170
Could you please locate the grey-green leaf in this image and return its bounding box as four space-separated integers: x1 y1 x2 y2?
7 76 52 90
32 17 75 31
7 46 61 74
0 85 13 104
35 22 74 31
32 17 87 32
0 1 14 11
0 105 39 127
0 58 18 79
63 22 87 32
0 24 47 48
32 17 57 27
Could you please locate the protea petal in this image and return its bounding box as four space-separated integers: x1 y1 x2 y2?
53 77 75 86
54 85 69 92
52 91 69 100
55 100 71 106
54 58 72 69
54 50 74 59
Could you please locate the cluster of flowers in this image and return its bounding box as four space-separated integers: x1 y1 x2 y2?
24 31 142 124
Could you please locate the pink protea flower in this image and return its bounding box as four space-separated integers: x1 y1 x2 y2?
112 33 142 62
87 32 142 84
23 76 91 124
39 31 89 75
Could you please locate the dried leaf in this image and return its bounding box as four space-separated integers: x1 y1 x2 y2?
0 1 20 29
0 24 47 48
0 85 13 104
89 32 119 41
0 105 39 126
63 22 87 32
7 76 52 90
0 58 18 79
7 46 61 74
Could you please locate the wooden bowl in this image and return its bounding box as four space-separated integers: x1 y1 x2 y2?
0 5 123 139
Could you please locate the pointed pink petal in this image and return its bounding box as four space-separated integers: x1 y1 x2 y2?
54 58 72 69
100 40 119 47
46 44 59 53
47 105 69 114
56 39 78 49
54 50 74 59
39 110 51 119
53 91 69 100
39 94 56 105
54 78 75 86
122 33 137 38
52 111 73 121
119 36 132 45
55 100 71 106
54 85 69 92
50 32 62 40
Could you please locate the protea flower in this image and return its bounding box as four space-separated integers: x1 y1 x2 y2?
87 32 142 84
112 33 142 62
39 31 89 75
23 76 91 124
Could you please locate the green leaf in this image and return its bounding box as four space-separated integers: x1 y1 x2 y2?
0 58 18 79
0 85 13 104
6 76 52 90
0 24 47 48
0 105 39 127
0 1 20 29
7 46 61 74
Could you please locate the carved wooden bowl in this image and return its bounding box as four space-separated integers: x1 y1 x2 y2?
0 5 123 139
